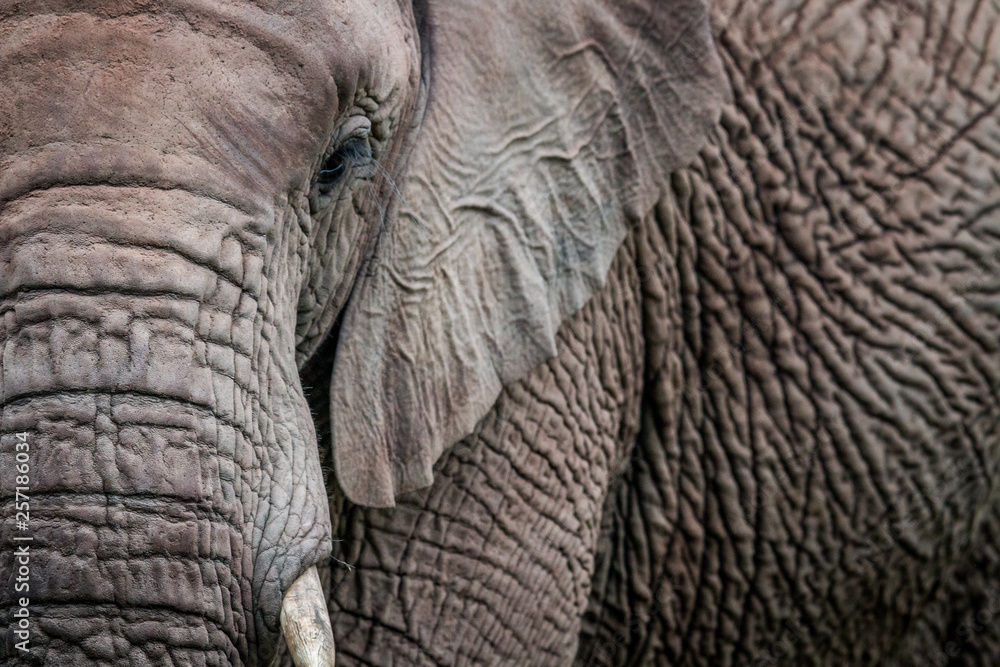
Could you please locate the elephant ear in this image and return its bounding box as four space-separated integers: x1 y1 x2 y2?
332 0 727 507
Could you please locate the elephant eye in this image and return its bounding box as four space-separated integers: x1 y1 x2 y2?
314 136 371 197
317 152 345 189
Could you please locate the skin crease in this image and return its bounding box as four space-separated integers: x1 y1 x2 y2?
323 0 1000 665
1 1 999 667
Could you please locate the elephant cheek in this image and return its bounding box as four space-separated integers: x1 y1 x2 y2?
0 192 332 666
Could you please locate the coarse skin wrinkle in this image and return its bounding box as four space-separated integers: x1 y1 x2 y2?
322 0 1000 665
0 187 269 303
0 259 331 665
578 0 1000 664
0 166 266 219
326 229 646 665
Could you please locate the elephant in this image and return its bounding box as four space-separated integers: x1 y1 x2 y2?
2 0 1000 664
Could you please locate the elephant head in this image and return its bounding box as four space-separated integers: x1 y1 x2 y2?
0 0 725 664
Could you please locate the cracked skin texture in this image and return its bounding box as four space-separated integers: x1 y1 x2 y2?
326 0 1000 665
1 0 999 665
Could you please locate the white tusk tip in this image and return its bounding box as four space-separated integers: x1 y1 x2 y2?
280 566 336 667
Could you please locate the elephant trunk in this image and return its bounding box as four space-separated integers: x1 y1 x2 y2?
0 186 332 666
0 392 250 664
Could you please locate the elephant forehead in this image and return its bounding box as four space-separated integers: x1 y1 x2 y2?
0 1 412 200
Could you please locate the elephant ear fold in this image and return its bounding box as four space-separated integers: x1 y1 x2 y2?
331 0 727 507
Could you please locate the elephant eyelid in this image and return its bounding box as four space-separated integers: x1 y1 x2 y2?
333 136 372 166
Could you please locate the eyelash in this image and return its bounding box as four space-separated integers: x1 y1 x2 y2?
315 138 370 196
317 152 346 189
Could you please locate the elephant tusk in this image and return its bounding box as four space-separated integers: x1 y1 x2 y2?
281 566 336 667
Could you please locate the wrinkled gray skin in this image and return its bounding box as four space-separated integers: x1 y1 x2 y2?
2 0 999 666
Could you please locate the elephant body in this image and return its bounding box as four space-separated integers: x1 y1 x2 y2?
326 0 1000 664
1 0 999 665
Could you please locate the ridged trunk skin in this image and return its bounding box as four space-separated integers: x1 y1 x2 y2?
0 6 349 663
0 188 330 666
0 391 251 665
0 242 268 664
